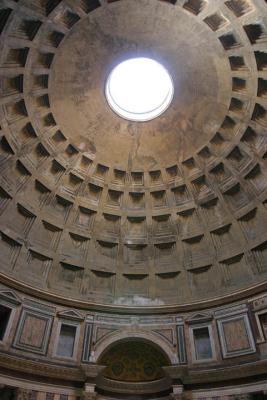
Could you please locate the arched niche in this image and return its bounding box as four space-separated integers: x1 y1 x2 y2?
93 330 178 366
98 339 170 382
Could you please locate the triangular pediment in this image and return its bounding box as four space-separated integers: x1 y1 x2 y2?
57 309 84 321
186 312 212 324
0 289 21 305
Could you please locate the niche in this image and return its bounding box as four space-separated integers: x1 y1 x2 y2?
192 326 213 360
56 324 77 358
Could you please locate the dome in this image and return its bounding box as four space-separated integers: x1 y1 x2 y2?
0 0 267 308
0 1 267 399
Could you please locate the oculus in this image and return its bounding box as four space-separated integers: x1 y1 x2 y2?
105 57 174 122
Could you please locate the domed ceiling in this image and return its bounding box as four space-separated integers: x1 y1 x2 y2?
0 0 267 308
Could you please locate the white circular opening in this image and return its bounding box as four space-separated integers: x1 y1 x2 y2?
105 57 174 122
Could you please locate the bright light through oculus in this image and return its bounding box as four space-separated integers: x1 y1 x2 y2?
105 58 174 122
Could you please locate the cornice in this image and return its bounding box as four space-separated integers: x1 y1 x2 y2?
0 351 267 390
165 359 267 386
0 352 83 383
0 272 267 315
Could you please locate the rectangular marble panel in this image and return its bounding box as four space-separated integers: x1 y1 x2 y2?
82 323 93 363
13 307 53 354
177 324 187 364
217 314 256 358
223 318 250 352
20 314 47 348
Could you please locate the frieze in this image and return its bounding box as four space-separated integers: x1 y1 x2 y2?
214 303 248 318
95 315 132 324
23 299 56 315
139 316 175 325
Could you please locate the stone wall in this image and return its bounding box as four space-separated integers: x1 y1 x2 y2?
0 284 267 398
